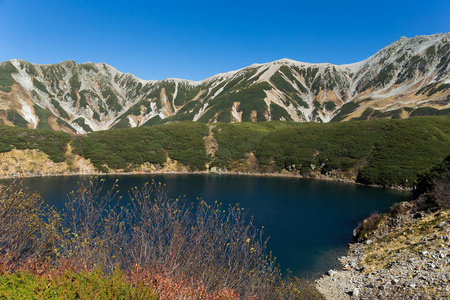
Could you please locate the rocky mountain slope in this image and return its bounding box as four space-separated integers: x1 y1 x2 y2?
0 33 449 134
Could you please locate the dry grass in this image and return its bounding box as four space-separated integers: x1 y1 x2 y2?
361 209 450 273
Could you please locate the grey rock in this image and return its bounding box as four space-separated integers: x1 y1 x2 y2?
327 269 336 276
438 221 447 228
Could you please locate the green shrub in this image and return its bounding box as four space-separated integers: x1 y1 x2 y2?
0 62 17 92
270 103 293 121
0 183 61 270
0 125 70 162
410 107 439 117
51 99 70 119
33 104 52 130
0 269 157 299
330 102 359 122
72 122 208 171
212 122 296 168
324 101 337 111
7 111 28 128
103 88 122 112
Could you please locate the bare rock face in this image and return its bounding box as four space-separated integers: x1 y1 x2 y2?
1 33 449 134
0 148 96 178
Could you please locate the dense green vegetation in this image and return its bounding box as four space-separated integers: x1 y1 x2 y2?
324 101 337 111
330 102 359 122
347 106 450 122
0 270 158 299
33 104 52 130
32 78 47 93
6 110 28 127
51 99 70 119
72 121 209 171
410 106 450 117
0 116 448 187
211 117 450 187
270 103 294 121
211 122 298 168
0 61 16 93
0 125 70 162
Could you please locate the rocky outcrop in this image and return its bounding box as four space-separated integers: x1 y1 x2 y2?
316 196 450 299
0 148 96 178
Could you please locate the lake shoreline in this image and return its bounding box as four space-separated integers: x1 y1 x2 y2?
0 169 413 192
4 171 409 281
315 195 450 299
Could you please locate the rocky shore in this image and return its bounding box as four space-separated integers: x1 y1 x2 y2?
316 196 450 299
0 148 412 192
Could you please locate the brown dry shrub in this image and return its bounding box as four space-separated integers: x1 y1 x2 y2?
433 172 450 209
354 212 382 241
0 177 323 299
0 180 61 273
124 181 280 299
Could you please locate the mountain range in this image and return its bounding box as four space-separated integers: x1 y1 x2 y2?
0 33 449 134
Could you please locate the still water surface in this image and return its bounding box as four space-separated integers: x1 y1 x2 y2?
4 174 411 278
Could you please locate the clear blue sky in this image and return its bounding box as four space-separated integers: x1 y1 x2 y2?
0 0 449 81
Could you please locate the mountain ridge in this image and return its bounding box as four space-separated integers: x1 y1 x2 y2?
0 33 449 134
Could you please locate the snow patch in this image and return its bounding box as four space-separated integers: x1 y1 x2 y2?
173 81 178 102
263 89 305 122
158 112 166 119
212 86 225 98
127 116 137 128
193 103 209 121
10 61 34 92
171 81 179 113
18 97 38 128
139 102 160 125
257 63 281 83
340 60 366 74
162 78 199 86
230 102 242 123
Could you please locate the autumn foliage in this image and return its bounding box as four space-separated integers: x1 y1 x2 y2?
0 178 318 299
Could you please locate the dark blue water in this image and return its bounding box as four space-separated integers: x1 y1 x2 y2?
3 174 411 278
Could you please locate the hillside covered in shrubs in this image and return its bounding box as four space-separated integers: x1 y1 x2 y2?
0 116 449 188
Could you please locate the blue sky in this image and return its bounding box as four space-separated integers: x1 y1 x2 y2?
0 0 449 81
